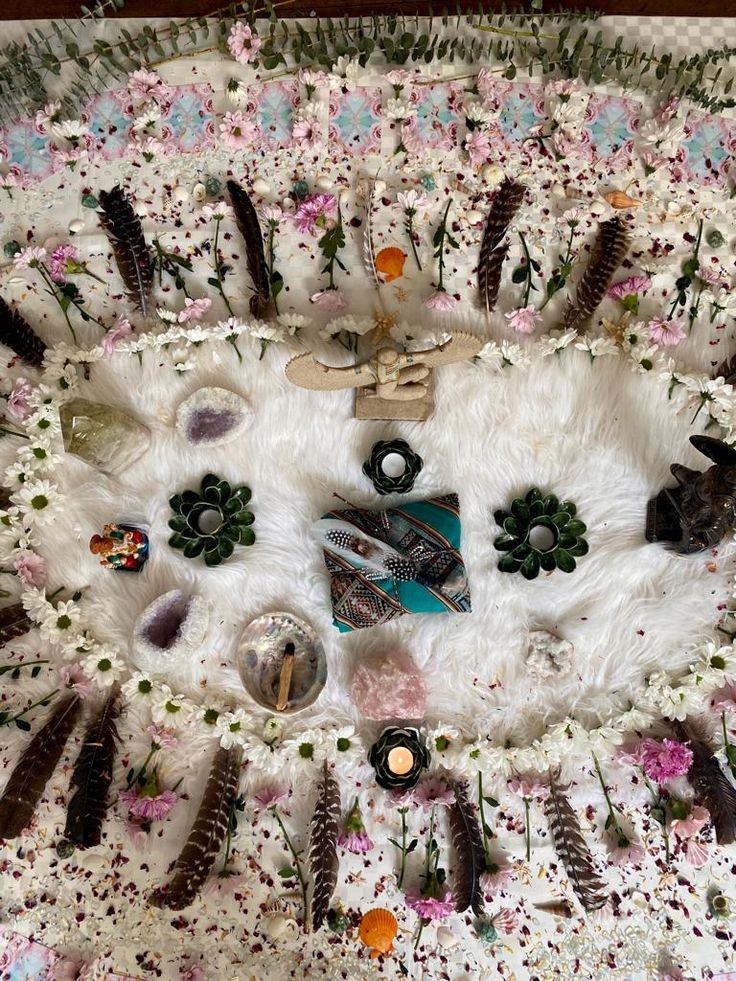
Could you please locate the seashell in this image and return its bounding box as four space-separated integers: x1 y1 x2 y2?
252 177 271 196
550 183 567 199
192 182 207 203
358 908 398 959
436 926 457 948
375 247 407 284
69 218 85 235
262 915 297 941
481 163 504 185
315 175 334 192
533 899 575 918
174 185 189 204
134 201 148 218
281 197 296 212
373 178 387 196
603 190 641 210
589 200 607 217
465 209 483 225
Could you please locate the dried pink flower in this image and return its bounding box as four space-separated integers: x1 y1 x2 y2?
669 803 709 840
479 862 514 897
615 740 647 767
423 290 458 312
127 68 172 104
412 775 455 810
13 246 47 269
119 786 178 821
712 684 736 712
505 305 542 334
338 798 374 853
607 275 652 301
310 288 347 311
227 22 262 65
178 297 212 323
145 723 179 750
294 194 337 234
6 377 34 421
640 738 693 781
102 316 134 355
14 551 46 587
219 111 258 149
606 836 646 867
58 663 95 699
405 890 455 921
252 783 288 811
49 243 80 283
465 129 492 167
508 774 547 800
647 316 686 348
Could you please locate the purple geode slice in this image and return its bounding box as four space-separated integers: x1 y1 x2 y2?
175 387 253 447
132 588 209 673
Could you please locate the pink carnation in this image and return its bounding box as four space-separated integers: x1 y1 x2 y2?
293 115 321 149
252 783 288 811
607 276 652 301
648 316 686 348
49 243 80 283
640 738 693 781
405 890 455 921
119 787 178 821
310 288 347 311
7 377 34 421
102 316 133 355
508 774 547 800
178 297 212 323
337 830 374 854
424 290 458 312
219 111 258 149
14 550 46 587
412 775 455 810
505 305 542 334
712 684 736 712
58 663 95 699
294 194 337 234
465 129 492 167
606 836 646 866
145 723 179 750
128 68 172 104
227 22 262 65
479 862 514 897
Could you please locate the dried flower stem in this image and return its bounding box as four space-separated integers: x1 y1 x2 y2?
271 806 309 931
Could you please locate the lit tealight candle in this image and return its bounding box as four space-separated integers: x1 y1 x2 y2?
387 746 414 775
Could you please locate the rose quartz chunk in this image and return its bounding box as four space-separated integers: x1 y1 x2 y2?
350 648 427 721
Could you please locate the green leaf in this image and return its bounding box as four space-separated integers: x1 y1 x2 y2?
278 866 296 878
15 718 31 731
483 796 499 807
511 265 528 284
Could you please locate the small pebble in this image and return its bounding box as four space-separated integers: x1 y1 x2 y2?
281 197 296 212
315 175 334 192
466 209 483 225
436 926 458 948
174 185 189 204
134 201 148 217
192 182 207 203
252 177 271 195
69 218 85 235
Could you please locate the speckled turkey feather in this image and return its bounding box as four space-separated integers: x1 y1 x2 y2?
677 722 736 845
98 186 153 316
0 602 33 650
544 768 608 913
714 354 736 387
64 684 121 849
308 762 341 931
449 780 486 915
226 179 271 318
563 218 630 333
477 180 525 313
150 745 242 910
0 694 81 839
0 294 46 367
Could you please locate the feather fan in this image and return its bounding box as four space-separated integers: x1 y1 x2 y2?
477 180 525 313
0 602 33 650
449 780 485 915
544 768 608 913
0 294 46 368
0 694 81 839
64 684 121 849
98 186 153 316
308 761 341 931
150 745 241 910
676 722 736 844
226 179 271 318
563 218 630 333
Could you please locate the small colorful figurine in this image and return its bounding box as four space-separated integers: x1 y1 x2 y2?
89 523 149 572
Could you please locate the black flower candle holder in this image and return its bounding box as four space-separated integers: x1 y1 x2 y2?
493 487 588 580
168 473 255 567
368 726 430 790
362 439 423 495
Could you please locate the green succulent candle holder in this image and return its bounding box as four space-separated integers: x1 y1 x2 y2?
168 473 255 567
362 438 423 495
493 488 588 580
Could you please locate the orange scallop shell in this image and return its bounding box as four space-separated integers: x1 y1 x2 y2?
603 190 641 210
358 908 398 958
375 247 407 283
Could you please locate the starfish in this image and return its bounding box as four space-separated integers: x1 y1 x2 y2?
602 310 633 347
370 306 398 345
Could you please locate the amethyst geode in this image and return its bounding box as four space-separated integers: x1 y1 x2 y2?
175 387 253 447
132 589 209 673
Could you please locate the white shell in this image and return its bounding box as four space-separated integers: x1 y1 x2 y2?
481 163 505 185
466 209 483 225
174 186 189 204
436 926 458 948
373 178 387 196
134 201 148 217
589 200 608 217
550 184 567 199
192 182 207 203
252 177 271 196
281 197 296 212
69 218 85 234
263 915 298 941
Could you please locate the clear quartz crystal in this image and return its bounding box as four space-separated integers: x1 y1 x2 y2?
59 398 150 474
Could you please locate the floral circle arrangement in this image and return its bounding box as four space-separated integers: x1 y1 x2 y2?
168 473 255 566
362 439 424 495
493 488 588 580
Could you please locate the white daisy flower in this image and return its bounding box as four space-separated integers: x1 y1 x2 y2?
84 647 125 688
151 692 195 727
4 459 35 487
464 100 493 124
226 78 249 106
49 119 89 142
39 599 81 643
16 446 62 472
12 479 62 524
29 407 62 437
201 202 235 222
475 341 504 370
385 98 412 121
629 343 661 373
276 312 311 335
156 307 178 324
247 321 286 343
574 336 619 359
323 315 375 337
500 339 531 368
170 347 196 373
216 708 251 749
539 329 577 356
21 587 52 622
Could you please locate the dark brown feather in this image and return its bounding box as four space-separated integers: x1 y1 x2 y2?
150 745 241 910
544 768 608 913
226 179 271 318
98 186 153 316
0 602 32 650
478 180 525 313
449 780 485 915
563 218 630 333
64 684 121 849
714 353 736 387
0 694 81 839
308 761 341 931
0 294 46 368
676 722 736 845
